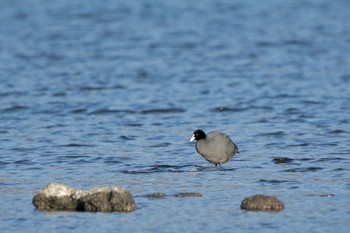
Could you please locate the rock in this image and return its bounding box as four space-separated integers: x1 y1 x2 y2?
240 194 284 211
33 183 136 212
144 193 167 198
174 192 203 197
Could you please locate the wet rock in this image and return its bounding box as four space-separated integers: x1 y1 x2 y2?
174 192 203 197
33 183 136 212
144 192 167 198
240 194 284 211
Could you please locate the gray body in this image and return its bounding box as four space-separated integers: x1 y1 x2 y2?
195 131 239 166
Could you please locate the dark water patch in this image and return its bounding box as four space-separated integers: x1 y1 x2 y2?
333 168 346 171
301 100 323 105
255 118 269 123
79 85 125 92
89 108 136 115
72 159 92 164
317 142 338 147
79 86 106 91
329 129 346 134
24 166 42 171
122 164 203 174
283 167 323 172
253 105 274 111
32 109 63 115
70 108 87 114
0 91 27 97
256 41 278 48
2 105 29 113
43 123 66 129
285 108 302 114
196 166 236 172
200 90 210 95
91 156 103 161
258 131 286 137
316 157 345 162
287 143 310 147
140 108 186 114
103 156 123 164
0 161 10 166
259 179 294 184
341 74 350 82
52 92 66 97
60 144 95 147
265 142 284 147
59 155 90 159
150 142 171 148
212 106 249 112
265 94 299 99
298 158 314 162
11 147 37 152
120 135 135 141
125 123 143 127
283 39 312 47
340 118 350 124
14 159 35 165
272 157 294 164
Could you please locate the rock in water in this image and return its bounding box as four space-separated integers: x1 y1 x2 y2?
174 192 203 197
240 194 284 211
33 183 136 212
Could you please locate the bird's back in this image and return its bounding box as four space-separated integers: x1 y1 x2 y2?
196 131 238 164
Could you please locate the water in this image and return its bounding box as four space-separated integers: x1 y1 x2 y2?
1 0 350 232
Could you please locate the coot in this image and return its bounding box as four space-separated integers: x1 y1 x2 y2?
190 129 239 167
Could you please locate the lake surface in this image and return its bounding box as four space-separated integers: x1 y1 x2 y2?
1 0 350 232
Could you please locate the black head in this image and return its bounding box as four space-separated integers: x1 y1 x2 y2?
190 129 207 141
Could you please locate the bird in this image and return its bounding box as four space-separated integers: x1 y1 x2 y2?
190 129 239 167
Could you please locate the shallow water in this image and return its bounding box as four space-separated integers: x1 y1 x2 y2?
1 0 350 232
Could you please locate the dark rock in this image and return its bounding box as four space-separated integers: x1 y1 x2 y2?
144 193 167 198
240 194 284 211
174 192 203 197
33 183 136 212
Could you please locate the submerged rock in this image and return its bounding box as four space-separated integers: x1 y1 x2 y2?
144 192 167 198
33 183 136 212
174 192 203 197
142 192 203 198
240 194 284 211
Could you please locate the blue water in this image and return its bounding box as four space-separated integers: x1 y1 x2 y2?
1 0 350 232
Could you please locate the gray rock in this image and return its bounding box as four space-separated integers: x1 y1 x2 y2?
240 194 285 211
33 183 136 212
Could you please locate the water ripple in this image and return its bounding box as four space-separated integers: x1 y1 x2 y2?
2 105 29 113
259 179 296 184
88 109 136 115
140 108 186 114
121 164 234 174
283 167 323 172
59 144 95 147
